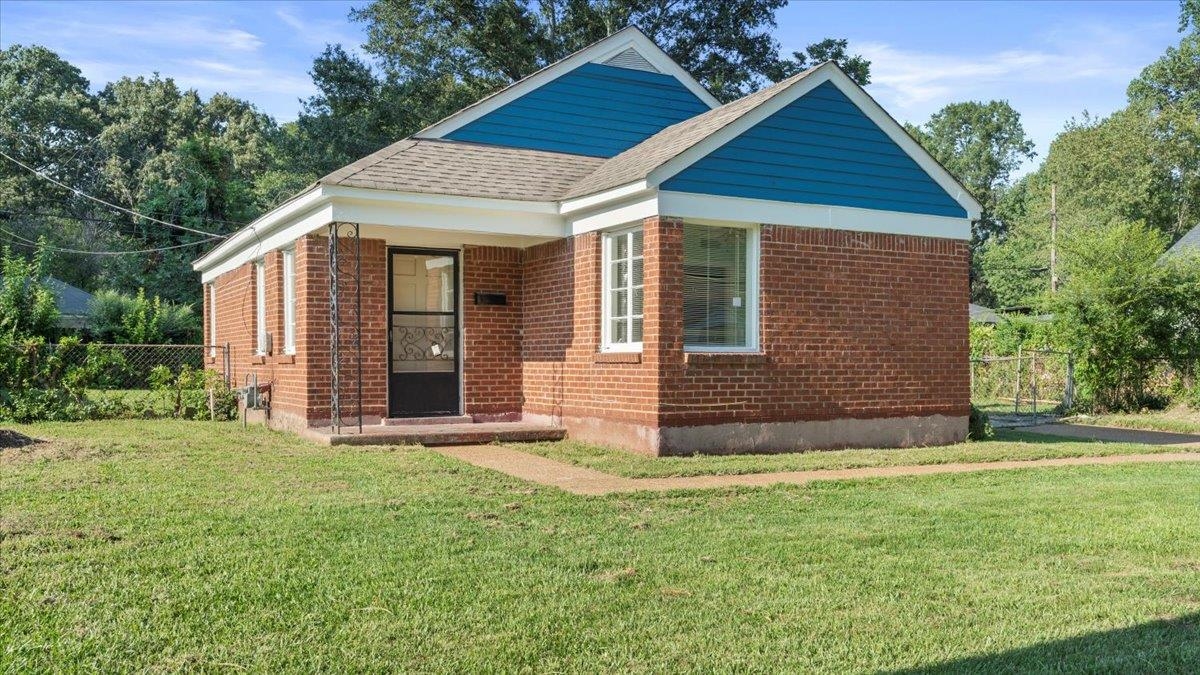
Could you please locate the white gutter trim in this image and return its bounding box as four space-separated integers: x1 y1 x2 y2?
558 181 650 214
323 185 559 214
192 185 327 273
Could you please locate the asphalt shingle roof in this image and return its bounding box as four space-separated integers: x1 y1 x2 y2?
318 139 605 202
1165 224 1200 258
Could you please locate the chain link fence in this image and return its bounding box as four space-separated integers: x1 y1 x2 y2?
972 349 1074 425
0 343 230 390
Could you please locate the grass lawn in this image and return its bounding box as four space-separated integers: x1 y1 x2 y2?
1067 407 1200 435
3 421 1200 672
513 429 1183 479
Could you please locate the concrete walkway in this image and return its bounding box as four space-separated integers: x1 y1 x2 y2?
435 445 1200 496
1023 423 1200 446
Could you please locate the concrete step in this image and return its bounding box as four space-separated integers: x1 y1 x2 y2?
381 415 473 426
303 422 566 447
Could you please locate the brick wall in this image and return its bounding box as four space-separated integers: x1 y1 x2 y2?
204 219 967 453
462 246 523 418
653 222 970 427
205 231 388 429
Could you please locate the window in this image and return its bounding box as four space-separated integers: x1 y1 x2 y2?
281 248 296 355
683 224 758 350
208 283 217 357
254 259 267 355
602 228 644 350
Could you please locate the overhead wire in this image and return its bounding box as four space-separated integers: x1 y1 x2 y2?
0 225 221 256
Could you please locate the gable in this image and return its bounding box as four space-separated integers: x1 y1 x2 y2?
660 80 969 218
444 62 711 158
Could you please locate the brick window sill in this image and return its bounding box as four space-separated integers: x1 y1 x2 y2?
594 351 642 364
684 351 769 366
248 355 267 365
272 354 296 365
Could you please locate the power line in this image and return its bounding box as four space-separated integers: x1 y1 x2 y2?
0 149 231 239
0 225 221 256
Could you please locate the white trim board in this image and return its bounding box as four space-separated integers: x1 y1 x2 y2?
647 63 983 221
657 191 972 240
414 26 719 139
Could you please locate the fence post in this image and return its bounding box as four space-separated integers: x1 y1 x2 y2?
1064 353 1075 411
1013 345 1023 414
223 342 231 387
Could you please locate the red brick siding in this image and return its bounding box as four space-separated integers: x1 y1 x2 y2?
462 246 523 417
520 233 659 426
206 231 388 428
654 222 970 427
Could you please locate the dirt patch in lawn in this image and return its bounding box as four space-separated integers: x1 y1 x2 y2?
0 430 99 464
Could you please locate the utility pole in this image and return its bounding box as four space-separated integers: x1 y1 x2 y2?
1049 183 1058 293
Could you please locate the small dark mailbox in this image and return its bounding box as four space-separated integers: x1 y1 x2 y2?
473 291 508 306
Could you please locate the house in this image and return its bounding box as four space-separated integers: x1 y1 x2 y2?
45 277 94 330
193 27 981 456
969 304 1002 324
1163 223 1200 260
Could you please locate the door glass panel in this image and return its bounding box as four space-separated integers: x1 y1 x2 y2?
391 314 455 373
391 252 457 375
392 254 454 313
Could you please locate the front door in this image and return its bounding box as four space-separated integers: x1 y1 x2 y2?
387 248 460 417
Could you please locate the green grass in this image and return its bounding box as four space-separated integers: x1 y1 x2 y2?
512 429 1181 479
1067 408 1200 435
3 420 1200 672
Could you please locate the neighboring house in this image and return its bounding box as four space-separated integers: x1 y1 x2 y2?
969 304 1002 324
193 27 982 455
46 277 94 330
1163 223 1200 260
0 276 95 330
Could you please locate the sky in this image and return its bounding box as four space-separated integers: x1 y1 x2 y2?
0 0 1185 174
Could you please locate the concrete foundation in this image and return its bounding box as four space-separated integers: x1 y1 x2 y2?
656 414 969 456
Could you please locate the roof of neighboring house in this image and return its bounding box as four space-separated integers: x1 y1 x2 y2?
969 303 1002 324
562 66 821 200
317 138 605 202
1164 224 1200 259
44 277 93 317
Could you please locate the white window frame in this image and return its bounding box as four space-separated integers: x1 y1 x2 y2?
208 283 217 357
254 258 268 355
281 247 296 355
600 226 644 352
682 222 760 353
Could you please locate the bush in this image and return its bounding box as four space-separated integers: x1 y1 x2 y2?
0 244 59 341
89 288 200 344
0 340 235 422
968 405 994 441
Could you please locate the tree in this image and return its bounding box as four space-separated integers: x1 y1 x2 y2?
906 101 1036 246
0 242 59 341
905 101 1035 304
1051 219 1200 412
784 38 871 85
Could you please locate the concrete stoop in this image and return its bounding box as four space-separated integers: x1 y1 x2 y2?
300 421 566 446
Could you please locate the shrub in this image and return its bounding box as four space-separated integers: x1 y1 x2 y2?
89 288 200 344
0 244 59 341
968 405 994 441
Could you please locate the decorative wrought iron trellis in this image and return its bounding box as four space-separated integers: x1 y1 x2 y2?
328 222 364 433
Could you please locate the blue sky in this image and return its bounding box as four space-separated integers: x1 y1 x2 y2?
0 0 1184 173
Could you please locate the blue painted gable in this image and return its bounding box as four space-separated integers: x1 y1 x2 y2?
445 62 711 158
661 81 968 218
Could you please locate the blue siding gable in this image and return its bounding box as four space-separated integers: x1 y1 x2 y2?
661 81 968 218
445 63 711 157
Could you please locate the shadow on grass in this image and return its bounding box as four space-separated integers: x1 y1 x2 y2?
889 613 1200 674
992 429 1105 445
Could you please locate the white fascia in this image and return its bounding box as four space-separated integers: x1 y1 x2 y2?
647 63 984 222
194 184 562 283
657 191 972 240
414 27 719 140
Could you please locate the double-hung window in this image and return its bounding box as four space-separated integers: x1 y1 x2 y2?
254 258 268 355
683 223 758 351
281 248 296 355
601 227 644 351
